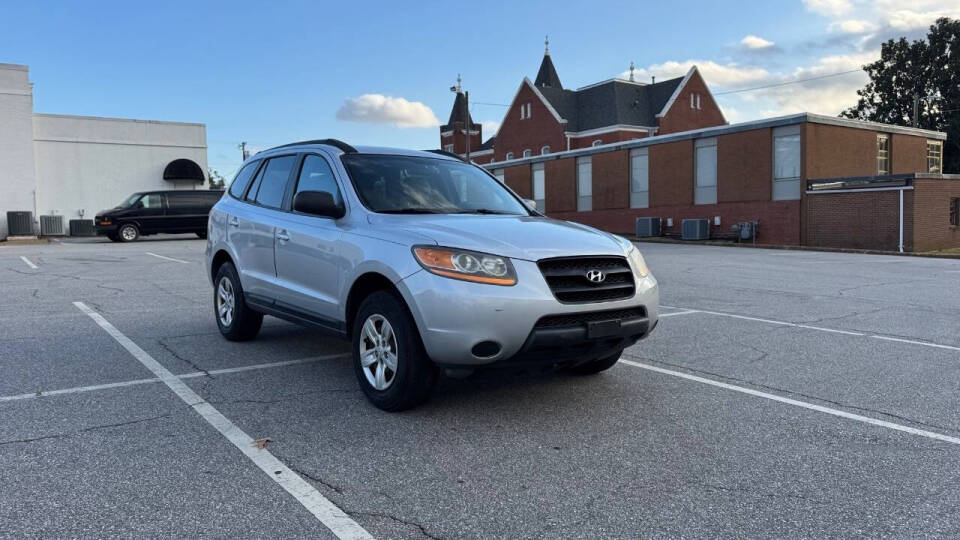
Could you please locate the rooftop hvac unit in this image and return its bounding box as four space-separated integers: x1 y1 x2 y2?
681 219 710 241
69 219 96 237
635 217 662 237
40 215 66 236
6 211 34 236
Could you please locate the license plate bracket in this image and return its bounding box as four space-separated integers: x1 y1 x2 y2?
587 319 621 339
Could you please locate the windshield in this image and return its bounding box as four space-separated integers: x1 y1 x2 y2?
341 154 530 215
118 193 143 208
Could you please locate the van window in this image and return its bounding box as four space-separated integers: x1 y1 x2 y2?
252 156 297 209
140 194 162 209
228 160 260 199
167 192 214 210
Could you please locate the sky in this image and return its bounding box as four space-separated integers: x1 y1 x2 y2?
2 0 957 179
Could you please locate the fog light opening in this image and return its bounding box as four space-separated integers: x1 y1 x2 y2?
471 340 502 358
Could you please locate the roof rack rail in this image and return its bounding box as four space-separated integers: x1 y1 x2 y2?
425 149 469 163
266 139 358 154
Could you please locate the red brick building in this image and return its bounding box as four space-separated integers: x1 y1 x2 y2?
441 50 955 253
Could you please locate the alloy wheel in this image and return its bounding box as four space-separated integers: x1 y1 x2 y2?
217 277 235 327
358 314 398 390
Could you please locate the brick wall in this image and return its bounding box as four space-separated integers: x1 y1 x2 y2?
494 83 567 161
717 128 772 202
549 200 801 245
805 124 877 178
649 140 694 206
804 190 913 251
656 70 726 135
545 158 576 213
504 164 532 198
892 134 928 174
591 149 629 210
912 178 960 252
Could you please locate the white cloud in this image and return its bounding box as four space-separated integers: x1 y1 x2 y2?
625 60 769 88
740 35 776 49
803 0 852 17
481 120 500 135
830 19 874 34
336 94 439 128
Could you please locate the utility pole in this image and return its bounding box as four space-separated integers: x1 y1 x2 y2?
913 95 920 128
238 141 249 160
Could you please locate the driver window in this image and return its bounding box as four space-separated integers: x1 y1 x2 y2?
295 155 342 207
141 194 162 209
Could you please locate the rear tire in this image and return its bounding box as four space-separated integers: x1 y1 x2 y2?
352 290 436 411
118 223 139 242
567 350 623 375
214 262 263 341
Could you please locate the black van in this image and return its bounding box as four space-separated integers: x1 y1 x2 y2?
95 190 224 242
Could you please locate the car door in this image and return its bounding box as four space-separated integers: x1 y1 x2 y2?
273 153 344 325
227 154 298 301
133 193 165 233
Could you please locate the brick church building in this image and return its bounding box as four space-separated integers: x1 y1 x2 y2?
441 42 726 163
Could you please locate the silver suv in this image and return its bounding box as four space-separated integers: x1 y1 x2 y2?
205 140 659 410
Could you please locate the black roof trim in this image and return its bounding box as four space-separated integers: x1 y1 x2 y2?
425 149 469 162
267 139 357 154
807 173 915 191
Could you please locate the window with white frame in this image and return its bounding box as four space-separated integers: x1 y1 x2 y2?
443 144 454 153
694 138 717 205
576 156 592 211
522 149 532 158
519 102 532 120
690 94 695 108
592 140 603 147
541 145 550 155
493 168 505 184
877 134 890 175
928 140 943 173
696 94 701 110
505 152 514 160
629 148 649 208
532 162 545 211
773 125 801 200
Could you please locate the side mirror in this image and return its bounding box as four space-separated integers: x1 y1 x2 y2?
523 199 537 211
293 190 345 219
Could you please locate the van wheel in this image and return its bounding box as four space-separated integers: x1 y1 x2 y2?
567 350 623 375
352 291 436 411
118 224 140 242
214 262 263 341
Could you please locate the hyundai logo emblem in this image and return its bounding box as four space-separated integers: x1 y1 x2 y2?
585 269 606 283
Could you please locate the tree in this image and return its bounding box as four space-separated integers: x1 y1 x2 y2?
842 18 959 173
208 169 226 189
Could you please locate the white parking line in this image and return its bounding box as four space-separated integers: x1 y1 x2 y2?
0 354 348 403
20 256 38 269
146 252 190 264
661 304 958 352
619 357 960 446
73 302 372 540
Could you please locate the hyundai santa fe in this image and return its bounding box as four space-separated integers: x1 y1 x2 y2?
205 139 659 411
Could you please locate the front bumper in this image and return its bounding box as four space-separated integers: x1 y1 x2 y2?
396 258 659 366
94 222 118 235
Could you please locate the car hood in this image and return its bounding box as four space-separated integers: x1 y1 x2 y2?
368 214 628 261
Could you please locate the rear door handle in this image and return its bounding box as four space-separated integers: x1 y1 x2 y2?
276 230 290 242
228 216 240 228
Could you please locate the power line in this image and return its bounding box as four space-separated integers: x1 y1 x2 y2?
472 101 510 107
714 69 863 96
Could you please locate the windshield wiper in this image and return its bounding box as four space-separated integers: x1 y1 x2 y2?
454 209 517 215
378 208 447 214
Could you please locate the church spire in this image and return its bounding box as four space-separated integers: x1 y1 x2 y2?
534 39 562 89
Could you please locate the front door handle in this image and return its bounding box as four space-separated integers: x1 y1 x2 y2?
276 230 290 242
228 216 240 228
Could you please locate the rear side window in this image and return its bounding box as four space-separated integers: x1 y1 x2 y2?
228 160 260 199
252 156 297 209
295 155 342 206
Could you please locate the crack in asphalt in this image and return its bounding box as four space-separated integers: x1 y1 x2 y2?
0 413 171 447
157 338 212 378
623 352 960 438
349 510 443 540
695 481 831 506
288 466 345 495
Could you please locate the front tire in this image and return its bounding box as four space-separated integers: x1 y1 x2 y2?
118 223 139 242
214 262 263 341
567 350 623 375
352 290 436 411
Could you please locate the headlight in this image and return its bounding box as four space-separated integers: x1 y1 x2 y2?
412 246 517 286
627 245 649 278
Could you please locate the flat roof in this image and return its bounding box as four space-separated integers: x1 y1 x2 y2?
483 112 947 169
0 63 29 71
34 113 205 128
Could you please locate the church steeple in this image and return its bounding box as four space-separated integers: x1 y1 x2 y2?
534 36 562 89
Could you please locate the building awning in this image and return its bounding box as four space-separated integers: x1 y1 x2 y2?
163 159 205 183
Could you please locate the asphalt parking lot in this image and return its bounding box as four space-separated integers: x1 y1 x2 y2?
2 235 960 539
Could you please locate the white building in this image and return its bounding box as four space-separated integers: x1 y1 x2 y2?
0 63 208 239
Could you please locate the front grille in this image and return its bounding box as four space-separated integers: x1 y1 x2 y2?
535 307 646 329
537 256 635 303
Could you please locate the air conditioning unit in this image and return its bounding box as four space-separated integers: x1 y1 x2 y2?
681 219 710 240
40 215 66 236
69 219 96 237
6 211 34 236
635 217 662 237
